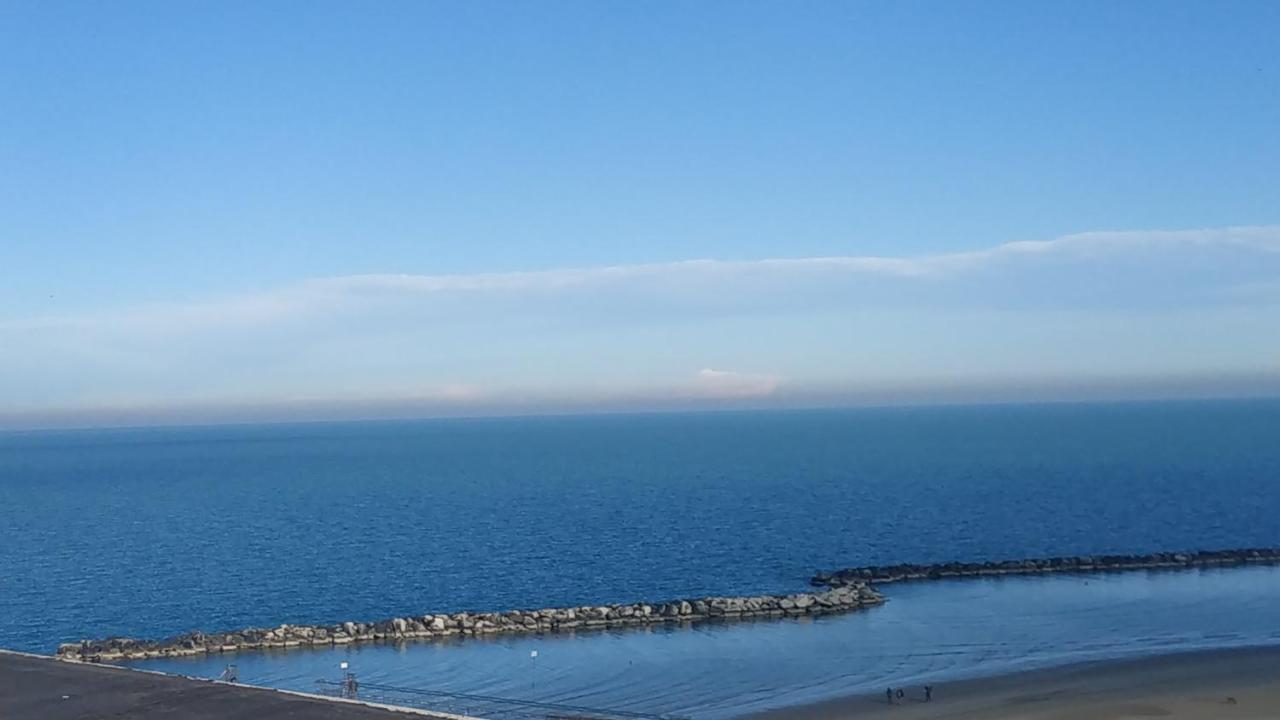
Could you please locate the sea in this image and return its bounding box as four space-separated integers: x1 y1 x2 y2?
2 399 1279 717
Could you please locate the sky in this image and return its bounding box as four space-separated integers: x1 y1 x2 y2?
1 1 1278 428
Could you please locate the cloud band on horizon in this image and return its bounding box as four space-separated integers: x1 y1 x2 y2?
2 225 1278 428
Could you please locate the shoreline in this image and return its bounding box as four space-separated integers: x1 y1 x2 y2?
744 643 1280 720
0 649 466 719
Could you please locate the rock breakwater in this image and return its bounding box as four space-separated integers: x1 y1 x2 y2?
57 584 882 662
57 548 1280 663
811 547 1280 587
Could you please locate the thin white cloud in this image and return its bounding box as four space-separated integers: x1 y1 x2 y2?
1 225 1278 422
5 224 1278 335
695 368 781 398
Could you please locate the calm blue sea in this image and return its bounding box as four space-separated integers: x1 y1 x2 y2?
3 400 1280 716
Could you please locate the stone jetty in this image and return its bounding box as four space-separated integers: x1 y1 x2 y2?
811 547 1280 587
57 547 1280 663
56 584 882 662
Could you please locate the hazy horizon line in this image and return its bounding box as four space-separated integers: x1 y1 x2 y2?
4 371 1277 432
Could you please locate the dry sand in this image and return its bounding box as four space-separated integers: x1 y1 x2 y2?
747 645 1280 720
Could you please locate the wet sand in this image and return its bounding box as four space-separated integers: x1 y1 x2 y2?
747 645 1280 719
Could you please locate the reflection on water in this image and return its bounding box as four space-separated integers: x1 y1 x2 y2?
129 566 1280 718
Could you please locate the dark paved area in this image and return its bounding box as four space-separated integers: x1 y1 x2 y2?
0 651 437 720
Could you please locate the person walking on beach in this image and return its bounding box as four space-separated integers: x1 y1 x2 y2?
343 673 359 699
886 687 894 705
924 685 933 702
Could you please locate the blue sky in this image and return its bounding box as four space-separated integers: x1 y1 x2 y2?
2 1 1278 427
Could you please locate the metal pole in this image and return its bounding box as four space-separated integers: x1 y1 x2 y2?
530 649 538 690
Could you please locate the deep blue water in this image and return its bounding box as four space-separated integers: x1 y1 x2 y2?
2 399 1279 652
3 400 1280 715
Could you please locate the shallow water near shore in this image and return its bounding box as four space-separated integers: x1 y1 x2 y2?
126 566 1280 718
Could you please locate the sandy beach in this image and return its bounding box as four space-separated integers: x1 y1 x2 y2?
747 645 1280 720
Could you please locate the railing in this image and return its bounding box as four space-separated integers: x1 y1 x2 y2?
314 679 694 720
